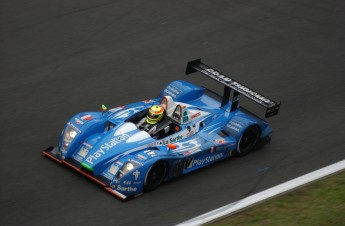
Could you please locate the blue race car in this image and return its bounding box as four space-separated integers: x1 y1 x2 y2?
43 59 281 200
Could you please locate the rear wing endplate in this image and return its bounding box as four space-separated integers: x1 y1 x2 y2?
186 59 281 118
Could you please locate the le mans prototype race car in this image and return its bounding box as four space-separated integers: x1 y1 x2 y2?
43 59 281 200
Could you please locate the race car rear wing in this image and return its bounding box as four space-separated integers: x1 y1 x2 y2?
186 59 281 118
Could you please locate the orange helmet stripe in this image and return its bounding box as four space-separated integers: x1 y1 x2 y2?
149 105 164 114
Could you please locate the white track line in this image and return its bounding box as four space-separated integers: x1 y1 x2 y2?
177 159 345 226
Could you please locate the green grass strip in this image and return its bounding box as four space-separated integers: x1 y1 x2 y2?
209 171 345 226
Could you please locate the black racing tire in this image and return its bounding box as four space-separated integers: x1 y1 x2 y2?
143 161 167 192
236 125 260 156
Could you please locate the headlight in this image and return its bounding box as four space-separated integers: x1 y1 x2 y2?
116 161 139 179
69 130 77 138
123 162 134 172
61 124 79 152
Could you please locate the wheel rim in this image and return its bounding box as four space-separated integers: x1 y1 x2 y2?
146 163 166 188
238 126 259 153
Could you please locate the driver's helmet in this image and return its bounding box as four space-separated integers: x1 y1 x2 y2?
146 105 164 125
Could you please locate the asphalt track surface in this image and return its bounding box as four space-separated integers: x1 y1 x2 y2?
1 0 344 225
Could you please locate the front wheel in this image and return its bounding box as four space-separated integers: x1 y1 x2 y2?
236 125 260 156
144 161 167 192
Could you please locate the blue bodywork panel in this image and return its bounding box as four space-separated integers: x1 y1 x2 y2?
43 79 275 200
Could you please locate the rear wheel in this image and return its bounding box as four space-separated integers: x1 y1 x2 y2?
236 125 260 156
144 161 167 192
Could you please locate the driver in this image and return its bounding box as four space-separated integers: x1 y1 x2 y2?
137 105 165 135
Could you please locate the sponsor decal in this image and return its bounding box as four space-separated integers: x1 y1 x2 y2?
75 118 84 125
226 121 244 134
136 154 147 160
182 150 193 156
204 69 232 82
215 138 227 145
204 68 272 104
85 134 130 164
150 134 184 147
123 181 132 185
81 114 92 121
163 89 176 98
231 81 271 104
169 135 183 143
109 106 126 113
226 121 243 134
142 99 154 104
133 181 142 185
130 159 143 166
68 122 81 133
226 142 236 147
163 84 181 98
146 141 163 147
83 142 93 149
133 170 140 180
116 160 123 166
116 185 137 192
185 153 223 169
144 150 157 157
78 146 89 157
191 112 201 119
228 125 240 132
193 153 223 167
184 158 194 169
229 121 243 128
108 164 119 175
210 146 217 153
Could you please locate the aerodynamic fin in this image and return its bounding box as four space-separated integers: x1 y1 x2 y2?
186 59 281 117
